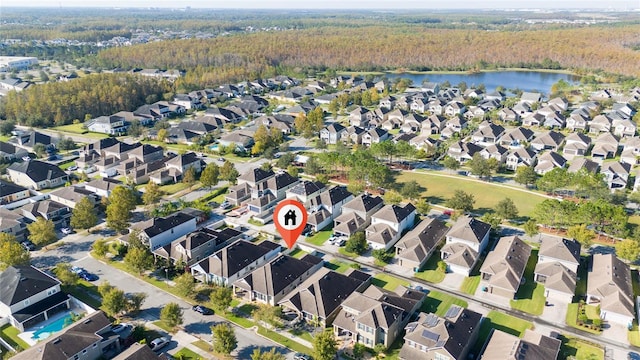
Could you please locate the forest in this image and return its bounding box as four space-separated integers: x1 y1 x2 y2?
92 24 640 89
0 74 170 127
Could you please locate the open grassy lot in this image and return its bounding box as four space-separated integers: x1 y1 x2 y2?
257 326 313 355
372 273 410 291
397 171 547 217
510 250 546 316
471 310 533 357
420 290 468 317
559 335 604 360
52 123 110 139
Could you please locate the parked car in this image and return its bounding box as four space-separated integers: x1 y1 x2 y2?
71 266 85 274
79 271 99 282
67 165 78 171
293 353 311 360
21 156 31 162
20 241 36 251
192 305 214 315
149 337 170 351
61 227 74 235
111 323 131 334
219 201 232 210
336 238 346 247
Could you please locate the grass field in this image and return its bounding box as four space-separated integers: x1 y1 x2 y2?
420 290 468 317
397 171 547 217
288 248 308 259
559 335 604 360
257 326 313 355
566 303 602 335
510 250 546 315
372 273 410 291
52 123 110 139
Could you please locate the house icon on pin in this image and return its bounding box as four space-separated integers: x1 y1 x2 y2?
284 209 297 226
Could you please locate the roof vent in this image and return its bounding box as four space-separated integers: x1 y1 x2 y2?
53 338 62 344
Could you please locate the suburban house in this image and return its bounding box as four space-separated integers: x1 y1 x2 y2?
83 178 122 198
601 161 632 191
471 122 505 145
586 253 635 326
17 199 71 228
11 311 121 360
286 180 326 210
563 132 592 158
246 171 300 217
395 218 448 272
480 329 561 360
232 253 324 306
0 266 70 331
320 123 346 145
505 147 537 171
621 137 640 165
591 132 620 160
333 285 426 349
0 208 28 241
499 127 535 148
362 128 390 147
534 151 567 175
567 158 600 174
534 237 581 303
227 168 276 206
365 203 417 251
399 307 483 360
333 194 384 238
479 236 532 299
112 342 167 360
49 186 99 209
530 131 565 152
441 216 491 276
87 114 128 135
127 211 197 251
7 160 69 190
447 141 483 163
190 240 281 286
307 186 354 232
0 179 29 205
0 141 28 161
278 267 371 327
218 131 254 152
149 152 204 185
9 131 56 152
152 227 244 266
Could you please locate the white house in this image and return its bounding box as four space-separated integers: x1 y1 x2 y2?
365 203 417 251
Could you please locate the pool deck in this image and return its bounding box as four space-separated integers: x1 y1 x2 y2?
18 310 82 346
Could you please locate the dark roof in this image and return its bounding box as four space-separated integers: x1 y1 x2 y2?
143 212 196 238
346 268 372 283
177 121 217 133
444 309 483 358
12 291 69 323
7 160 67 183
239 167 275 184
240 254 322 296
0 141 19 154
0 266 60 306
84 137 120 153
112 342 164 360
197 240 280 277
345 194 384 213
288 180 325 196
0 179 27 197
267 171 299 190
320 186 353 206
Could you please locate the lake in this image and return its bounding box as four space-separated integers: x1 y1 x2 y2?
385 71 581 95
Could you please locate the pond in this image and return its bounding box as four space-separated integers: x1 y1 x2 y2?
385 70 581 95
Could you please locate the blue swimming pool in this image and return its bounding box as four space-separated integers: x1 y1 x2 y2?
31 313 74 341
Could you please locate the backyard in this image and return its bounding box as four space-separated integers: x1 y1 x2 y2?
397 171 547 218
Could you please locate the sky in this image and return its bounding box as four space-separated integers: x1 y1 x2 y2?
0 0 637 9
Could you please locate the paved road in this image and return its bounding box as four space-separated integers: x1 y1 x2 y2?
30 228 295 360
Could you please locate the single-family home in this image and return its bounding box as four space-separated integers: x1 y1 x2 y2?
333 194 384 238
534 151 567 175
286 180 326 209
0 265 70 331
307 186 353 232
522 112 545 127
49 186 99 209
447 141 483 163
505 147 537 171
479 236 531 299
0 208 28 241
0 141 28 161
0 179 29 205
586 253 635 326
591 132 620 160
83 178 122 198
218 131 254 152
349 107 374 127
481 329 561 360
7 160 69 190
479 144 508 163
18 199 71 228
441 216 491 276
499 127 535 148
232 253 324 306
601 161 631 191
589 114 612 134
395 218 448 272
498 108 520 123
278 267 371 327
152 227 244 266
567 158 600 174
191 240 281 286
320 123 346 145
534 236 580 303
87 115 128 135
612 118 637 138
365 203 417 251
471 123 505 145
566 112 589 132
563 132 592 158
362 128 390 147
9 131 56 152
530 131 565 152
127 211 197 251
519 92 542 105
333 285 426 349
399 307 482 360
444 101 466 117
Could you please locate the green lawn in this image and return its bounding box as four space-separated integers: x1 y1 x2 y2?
459 275 481 295
413 255 445 283
0 324 30 350
257 326 313 355
559 335 604 360
324 259 353 274
63 281 102 310
173 347 202 360
289 328 314 343
159 182 194 195
338 248 359 258
372 273 410 291
153 320 176 333
289 248 308 259
629 322 640 347
191 340 231 359
510 250 546 315
52 123 88 134
471 310 534 357
305 228 332 246
566 303 602 335
420 290 468 317
142 140 191 152
398 171 547 217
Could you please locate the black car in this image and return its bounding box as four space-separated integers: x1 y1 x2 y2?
21 241 36 251
192 305 214 315
79 271 99 281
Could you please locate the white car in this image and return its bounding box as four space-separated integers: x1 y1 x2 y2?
67 165 78 171
149 337 170 351
70 266 85 274
61 227 73 235
111 323 130 333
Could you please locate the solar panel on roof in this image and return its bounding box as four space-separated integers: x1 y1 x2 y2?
421 330 440 342
445 305 462 319
424 313 439 327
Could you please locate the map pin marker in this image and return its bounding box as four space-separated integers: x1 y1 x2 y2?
274 199 308 249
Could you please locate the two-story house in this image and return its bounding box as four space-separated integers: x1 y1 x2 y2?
307 186 353 232
320 123 346 145
152 227 244 266
7 160 69 190
0 141 28 162
441 216 491 276
191 240 281 286
333 194 384 238
0 179 30 205
481 329 561 360
399 307 483 360
232 253 324 306
479 236 532 299
534 237 580 304
0 208 28 241
127 211 197 251
586 253 635 326
87 115 127 135
0 266 70 331
286 180 326 210
395 218 448 272
365 203 417 251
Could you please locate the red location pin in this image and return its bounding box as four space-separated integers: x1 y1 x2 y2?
274 199 308 249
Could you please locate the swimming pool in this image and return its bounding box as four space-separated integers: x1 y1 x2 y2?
31 313 74 341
